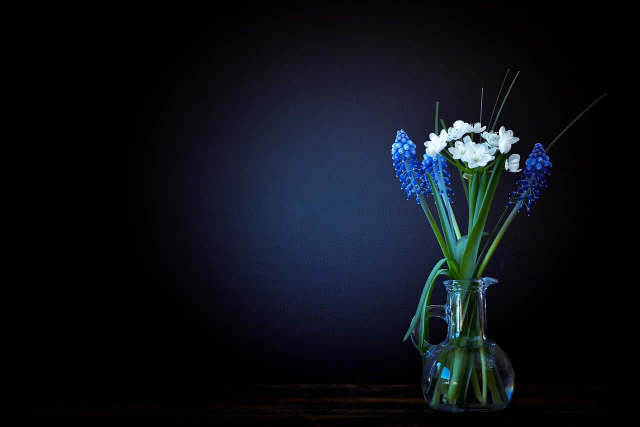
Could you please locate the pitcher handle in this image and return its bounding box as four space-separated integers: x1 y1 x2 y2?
410 305 447 354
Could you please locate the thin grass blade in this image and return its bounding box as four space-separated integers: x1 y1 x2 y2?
545 93 607 153
491 71 520 131
487 69 509 132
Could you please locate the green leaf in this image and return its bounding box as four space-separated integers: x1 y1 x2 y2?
459 154 505 279
445 257 459 276
425 171 457 252
468 173 478 233
474 203 519 278
404 258 448 342
458 168 469 203
453 235 484 272
454 235 469 267
417 194 450 260
474 171 488 224
419 268 453 354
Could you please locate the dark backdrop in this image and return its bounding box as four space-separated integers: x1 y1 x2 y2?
20 2 634 400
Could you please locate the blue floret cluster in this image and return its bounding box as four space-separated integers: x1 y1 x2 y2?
422 154 453 203
508 143 552 215
392 130 453 204
392 130 429 203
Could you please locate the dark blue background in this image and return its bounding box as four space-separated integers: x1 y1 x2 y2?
26 2 631 397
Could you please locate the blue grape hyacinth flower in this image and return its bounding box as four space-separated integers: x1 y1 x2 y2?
392 130 432 203
421 154 453 204
508 143 552 215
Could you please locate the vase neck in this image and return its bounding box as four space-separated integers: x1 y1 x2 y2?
444 278 495 345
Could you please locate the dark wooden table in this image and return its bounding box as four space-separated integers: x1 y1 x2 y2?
8 384 638 425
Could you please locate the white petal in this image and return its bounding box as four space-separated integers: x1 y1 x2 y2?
463 140 475 154
499 139 511 154
448 147 460 159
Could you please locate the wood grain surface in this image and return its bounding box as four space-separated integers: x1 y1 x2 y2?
8 383 638 425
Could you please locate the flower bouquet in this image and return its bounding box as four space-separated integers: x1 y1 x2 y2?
390 71 605 412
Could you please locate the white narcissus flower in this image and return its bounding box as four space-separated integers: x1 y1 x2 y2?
505 154 522 173
481 142 497 156
447 120 472 141
463 143 493 168
481 131 500 148
448 140 466 159
424 129 448 157
448 135 474 159
469 123 486 134
498 126 519 154
446 127 459 141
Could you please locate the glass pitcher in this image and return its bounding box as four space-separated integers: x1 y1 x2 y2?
411 278 514 412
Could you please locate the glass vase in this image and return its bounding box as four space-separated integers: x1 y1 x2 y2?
411 277 514 412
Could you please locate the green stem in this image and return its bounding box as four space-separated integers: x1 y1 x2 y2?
440 148 466 170
446 348 468 403
435 156 462 241
476 195 516 274
459 155 504 279
462 350 475 402
471 363 482 401
408 157 451 259
430 352 447 406
440 119 447 134
486 368 504 405
451 210 462 240
491 364 508 404
417 194 450 258
424 172 457 253
468 174 478 233
473 171 488 224
475 202 519 278
479 347 488 405
442 350 455 400
459 169 469 203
